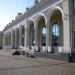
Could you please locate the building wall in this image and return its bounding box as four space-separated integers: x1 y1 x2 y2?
2 0 71 53
69 0 75 49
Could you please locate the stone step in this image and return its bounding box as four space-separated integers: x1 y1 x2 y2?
34 52 70 62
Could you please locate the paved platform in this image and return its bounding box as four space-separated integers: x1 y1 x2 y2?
0 49 75 75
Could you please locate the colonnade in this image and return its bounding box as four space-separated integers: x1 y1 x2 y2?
3 7 71 54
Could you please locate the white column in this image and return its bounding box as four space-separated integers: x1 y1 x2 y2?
46 22 50 49
34 19 41 47
46 24 51 52
25 24 29 48
34 21 40 51
63 0 71 53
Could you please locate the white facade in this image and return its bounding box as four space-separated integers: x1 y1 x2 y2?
2 0 75 56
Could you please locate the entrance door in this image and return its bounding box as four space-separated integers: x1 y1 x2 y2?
52 23 59 53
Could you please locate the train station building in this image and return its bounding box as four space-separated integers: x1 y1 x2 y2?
1 0 75 61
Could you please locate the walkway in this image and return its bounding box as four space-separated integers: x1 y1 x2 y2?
0 49 75 75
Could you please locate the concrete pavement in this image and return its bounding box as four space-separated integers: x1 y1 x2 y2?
0 49 75 75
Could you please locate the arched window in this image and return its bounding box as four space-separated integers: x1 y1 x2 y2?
52 24 59 37
52 23 59 46
41 26 46 46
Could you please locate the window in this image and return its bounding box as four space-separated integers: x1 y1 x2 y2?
42 26 47 37
41 26 47 46
52 24 59 37
52 23 59 46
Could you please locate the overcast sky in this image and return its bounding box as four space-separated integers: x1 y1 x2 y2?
0 0 34 31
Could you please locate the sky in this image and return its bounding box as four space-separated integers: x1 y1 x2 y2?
0 0 34 31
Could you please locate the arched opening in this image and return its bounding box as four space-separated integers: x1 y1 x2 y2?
12 30 15 49
15 28 19 48
50 9 63 53
7 33 10 48
37 15 46 52
6 34 8 48
15 28 19 49
37 16 46 46
21 26 25 46
41 26 46 46
31 26 35 46
5 34 6 47
9 32 11 48
28 21 35 47
13 31 15 48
